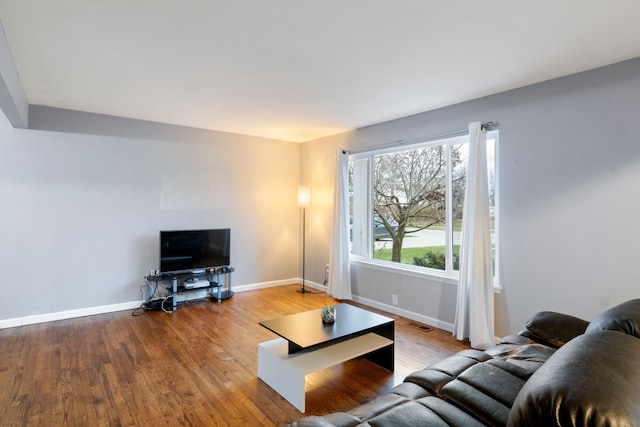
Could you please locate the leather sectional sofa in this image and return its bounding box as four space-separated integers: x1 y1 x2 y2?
288 299 640 427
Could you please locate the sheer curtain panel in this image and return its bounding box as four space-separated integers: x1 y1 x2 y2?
328 149 352 300
453 122 494 349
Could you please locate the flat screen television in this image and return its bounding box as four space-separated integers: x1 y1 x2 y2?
159 228 230 275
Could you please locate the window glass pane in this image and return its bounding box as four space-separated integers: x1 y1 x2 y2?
372 145 449 269
349 158 369 256
487 136 497 274
450 144 467 271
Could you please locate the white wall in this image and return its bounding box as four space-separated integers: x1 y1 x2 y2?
302 57 640 336
0 107 301 324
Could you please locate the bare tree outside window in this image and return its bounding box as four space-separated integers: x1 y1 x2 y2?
372 145 466 266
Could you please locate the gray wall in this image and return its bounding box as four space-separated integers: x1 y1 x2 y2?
302 57 640 336
0 107 301 323
2 52 639 336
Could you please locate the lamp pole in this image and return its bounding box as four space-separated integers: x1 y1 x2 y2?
297 186 311 294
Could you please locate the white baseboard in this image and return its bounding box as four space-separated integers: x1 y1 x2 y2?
0 277 325 330
351 295 454 333
232 277 322 293
0 301 143 329
0 278 448 332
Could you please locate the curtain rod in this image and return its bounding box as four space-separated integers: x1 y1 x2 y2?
346 121 497 155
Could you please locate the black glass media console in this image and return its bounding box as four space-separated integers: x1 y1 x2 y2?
145 266 234 311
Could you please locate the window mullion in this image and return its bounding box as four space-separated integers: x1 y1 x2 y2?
445 145 453 273
367 155 374 257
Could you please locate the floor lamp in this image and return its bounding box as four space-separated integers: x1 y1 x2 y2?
297 185 312 294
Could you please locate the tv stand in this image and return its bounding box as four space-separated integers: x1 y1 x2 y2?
145 266 234 311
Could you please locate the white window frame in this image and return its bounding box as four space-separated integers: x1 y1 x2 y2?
349 131 499 285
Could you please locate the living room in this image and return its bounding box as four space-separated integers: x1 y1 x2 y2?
2 34 640 336
1 2 640 425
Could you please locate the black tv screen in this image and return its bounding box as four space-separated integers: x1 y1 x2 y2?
159 228 230 274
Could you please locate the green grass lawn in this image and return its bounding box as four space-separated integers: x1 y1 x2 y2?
374 245 460 265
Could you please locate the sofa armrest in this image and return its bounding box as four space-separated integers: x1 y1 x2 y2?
507 330 640 427
518 311 588 348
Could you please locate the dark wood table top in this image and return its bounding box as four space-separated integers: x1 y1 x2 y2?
259 303 394 351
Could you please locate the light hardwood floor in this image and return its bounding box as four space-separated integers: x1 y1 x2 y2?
0 284 470 426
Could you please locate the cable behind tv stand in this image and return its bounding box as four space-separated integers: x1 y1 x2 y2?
145 266 234 311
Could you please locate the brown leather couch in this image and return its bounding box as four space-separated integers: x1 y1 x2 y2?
288 299 640 427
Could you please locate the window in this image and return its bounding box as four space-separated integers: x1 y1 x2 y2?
349 131 498 277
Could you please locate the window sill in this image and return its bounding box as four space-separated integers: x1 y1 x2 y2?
350 256 459 286
350 256 502 294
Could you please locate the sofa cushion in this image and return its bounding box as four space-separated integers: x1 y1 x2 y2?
486 336 557 374
456 360 527 407
287 412 361 427
405 347 532 426
507 330 640 427
364 400 452 427
440 379 511 427
347 393 410 422
518 311 589 347
416 396 485 427
403 350 491 394
435 359 528 426
391 382 431 400
585 298 640 338
487 334 536 355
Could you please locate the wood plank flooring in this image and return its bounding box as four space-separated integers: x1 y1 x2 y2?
0 284 470 426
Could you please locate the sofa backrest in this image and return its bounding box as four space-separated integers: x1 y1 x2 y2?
507 329 640 427
585 298 640 338
518 311 589 348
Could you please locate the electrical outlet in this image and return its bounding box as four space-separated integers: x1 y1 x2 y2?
392 294 398 305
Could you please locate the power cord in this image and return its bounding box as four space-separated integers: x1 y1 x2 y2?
132 275 173 315
132 277 149 316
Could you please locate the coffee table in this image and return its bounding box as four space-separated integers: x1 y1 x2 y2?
257 303 394 412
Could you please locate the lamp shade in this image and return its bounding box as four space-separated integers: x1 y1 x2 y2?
297 186 311 207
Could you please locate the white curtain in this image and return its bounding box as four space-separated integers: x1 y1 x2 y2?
328 148 352 300
454 122 494 349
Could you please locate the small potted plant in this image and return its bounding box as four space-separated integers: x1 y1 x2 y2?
321 305 336 323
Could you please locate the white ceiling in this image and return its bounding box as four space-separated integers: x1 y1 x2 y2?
1 1 640 142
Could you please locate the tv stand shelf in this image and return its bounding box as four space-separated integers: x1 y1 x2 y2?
145 267 234 311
